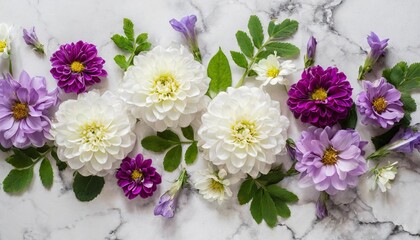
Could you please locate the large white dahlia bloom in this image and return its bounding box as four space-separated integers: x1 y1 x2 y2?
51 91 136 176
198 87 290 178
119 45 210 131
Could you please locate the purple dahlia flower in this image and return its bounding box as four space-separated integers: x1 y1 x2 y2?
50 41 107 94
295 125 367 195
287 66 353 128
389 126 420 153
356 78 403 128
0 71 58 148
116 153 162 199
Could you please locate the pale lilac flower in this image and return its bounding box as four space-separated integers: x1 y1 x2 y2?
22 27 44 54
304 36 317 68
389 126 420 153
358 32 389 80
169 15 202 62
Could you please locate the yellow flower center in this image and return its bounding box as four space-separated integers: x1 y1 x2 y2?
372 97 387 114
80 121 106 147
231 120 258 145
210 179 224 193
12 102 29 120
70 61 85 73
131 170 143 181
0 41 7 52
321 147 338 165
266 67 280 78
311 88 328 101
151 73 180 101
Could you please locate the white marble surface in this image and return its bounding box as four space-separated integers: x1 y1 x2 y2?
1 0 420 239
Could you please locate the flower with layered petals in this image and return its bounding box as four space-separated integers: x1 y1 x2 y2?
252 54 296 86
356 78 403 128
50 41 107 94
287 66 353 128
51 91 136 176
194 167 232 204
198 86 289 178
119 45 209 131
0 23 12 58
0 71 58 148
295 125 367 195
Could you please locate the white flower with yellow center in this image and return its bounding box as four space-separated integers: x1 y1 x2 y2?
194 166 232 204
51 91 136 176
198 86 290 178
0 23 13 58
119 45 210 131
252 54 296 86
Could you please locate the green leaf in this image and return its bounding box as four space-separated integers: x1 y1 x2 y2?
383 62 407 88
111 34 134 52
261 191 278 228
235 31 254 58
230 51 248 68
271 19 299 39
114 55 129 71
136 33 148 44
73 173 105 202
267 21 276 37
371 125 401 150
6 154 33 169
207 48 232 98
398 63 420 92
339 104 358 129
185 142 198 165
237 179 257 205
248 15 264 48
274 201 291 218
266 185 299 202
250 189 263 224
36 145 50 153
135 42 152 54
401 93 417 113
51 149 67 171
123 18 135 41
39 158 53 189
256 167 285 185
181 126 195 141
157 130 180 142
141 136 177 152
264 42 300 58
21 147 41 159
3 167 34 193
163 145 182 172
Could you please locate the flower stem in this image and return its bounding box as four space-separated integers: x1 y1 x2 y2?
8 53 13 76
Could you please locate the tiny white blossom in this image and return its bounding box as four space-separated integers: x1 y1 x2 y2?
194 166 232 204
370 162 398 192
0 23 13 58
252 54 296 87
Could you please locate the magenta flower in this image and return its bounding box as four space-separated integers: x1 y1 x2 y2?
50 41 107 94
116 153 162 199
169 15 202 62
22 27 45 54
287 66 353 128
0 71 58 148
356 78 403 128
295 125 367 195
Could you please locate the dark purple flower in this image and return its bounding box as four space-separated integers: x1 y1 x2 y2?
389 126 420 153
367 32 389 62
287 66 353 128
50 41 107 94
116 153 161 199
316 192 329 219
169 15 202 62
22 27 44 54
295 125 367 195
356 78 403 128
0 71 58 148
305 36 317 68
154 192 176 218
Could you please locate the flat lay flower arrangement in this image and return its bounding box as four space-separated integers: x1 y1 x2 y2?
1 14 420 228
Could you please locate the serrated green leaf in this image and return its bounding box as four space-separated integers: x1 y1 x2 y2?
207 48 232 98
238 179 257 205
114 55 129 71
3 167 33 193
266 185 298 203
250 189 263 224
163 145 182 172
401 93 417 113
268 21 276 37
181 126 195 141
51 149 67 171
271 19 299 39
274 201 291 218
185 142 198 165
383 62 407 88
262 191 278 228
230 51 248 68
136 33 148 44
111 34 134 52
39 158 53 189
123 18 135 41
339 104 358 129
264 42 300 58
406 63 420 80
73 173 104 202
135 42 152 54
248 15 264 48
236 31 254 58
157 130 180 142
141 136 177 152
6 154 33 169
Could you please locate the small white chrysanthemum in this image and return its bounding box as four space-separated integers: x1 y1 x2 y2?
252 54 296 86
51 91 136 176
198 86 290 178
370 161 398 192
194 167 232 204
119 45 210 131
0 23 13 58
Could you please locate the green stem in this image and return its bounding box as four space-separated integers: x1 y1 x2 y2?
127 51 136 66
8 53 13 76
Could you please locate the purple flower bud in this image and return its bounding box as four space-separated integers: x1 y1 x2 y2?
389 126 420 153
306 36 317 60
22 27 44 54
316 192 329 219
154 192 176 218
169 15 202 62
367 32 389 62
286 138 296 161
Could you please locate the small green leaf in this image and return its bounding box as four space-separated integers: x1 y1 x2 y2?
262 191 278 228
401 93 417 113
73 173 105 202
274 201 291 218
123 18 135 41
406 62 420 80
185 142 198 165
163 145 182 172
271 19 299 39
383 62 407 88
266 185 299 203
267 21 276 37
230 51 248 68
135 42 152 54
3 167 34 193
111 34 134 52
238 179 257 205
141 136 177 152
207 48 232 98
181 126 195 141
264 42 300 58
36 145 50 153
6 154 33 169
136 33 148 44
250 189 263 224
157 130 180 142
114 55 129 71
371 125 401 150
339 104 358 129
248 15 264 48
235 31 254 58
51 149 67 171
256 167 285 185
39 158 53 189
0 145 10 152
21 147 41 159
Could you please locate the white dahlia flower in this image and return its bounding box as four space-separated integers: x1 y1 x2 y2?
0 23 13 58
252 54 296 86
198 87 290 178
119 45 210 131
51 91 136 176
194 166 232 204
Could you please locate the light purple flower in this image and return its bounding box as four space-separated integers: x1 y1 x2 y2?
306 36 317 61
22 27 44 54
316 192 329 219
367 32 389 63
389 126 420 153
169 15 202 62
295 125 367 195
356 78 404 128
154 192 176 218
0 71 58 148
